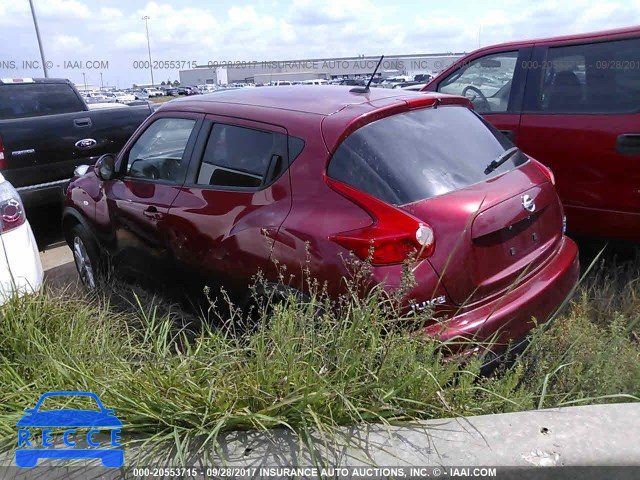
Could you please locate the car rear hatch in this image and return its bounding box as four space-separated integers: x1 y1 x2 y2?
400 166 562 305
326 103 563 306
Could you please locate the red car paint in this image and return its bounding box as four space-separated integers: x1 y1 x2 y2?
422 26 640 240
63 86 579 349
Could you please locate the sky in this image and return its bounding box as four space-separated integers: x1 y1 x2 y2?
1 0 639 88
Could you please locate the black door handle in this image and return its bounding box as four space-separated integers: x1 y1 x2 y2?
499 129 515 141
616 134 640 155
74 117 92 127
143 206 163 220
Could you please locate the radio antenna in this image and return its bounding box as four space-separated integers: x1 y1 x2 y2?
350 55 384 94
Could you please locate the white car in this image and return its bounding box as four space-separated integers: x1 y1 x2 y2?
83 92 112 104
143 88 164 98
99 92 119 103
0 174 43 305
113 91 136 103
301 79 329 85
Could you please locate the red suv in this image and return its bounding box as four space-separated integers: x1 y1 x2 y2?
422 26 640 240
63 86 579 348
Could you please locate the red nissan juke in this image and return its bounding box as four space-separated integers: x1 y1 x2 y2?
63 86 579 348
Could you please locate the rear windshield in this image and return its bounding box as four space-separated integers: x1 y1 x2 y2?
0 83 85 119
327 106 526 205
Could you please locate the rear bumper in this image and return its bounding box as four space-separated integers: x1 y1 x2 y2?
424 236 579 348
0 221 44 305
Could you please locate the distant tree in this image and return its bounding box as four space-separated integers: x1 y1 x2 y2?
167 79 172 85
133 83 138 88
173 80 179 86
161 81 166 85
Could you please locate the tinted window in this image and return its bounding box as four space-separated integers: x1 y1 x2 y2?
288 136 305 162
197 124 282 188
0 83 85 119
327 106 525 205
539 37 640 113
437 51 519 113
126 118 196 183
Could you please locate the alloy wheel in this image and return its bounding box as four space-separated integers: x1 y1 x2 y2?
73 236 96 289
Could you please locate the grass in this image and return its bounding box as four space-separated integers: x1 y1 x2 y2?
0 252 639 464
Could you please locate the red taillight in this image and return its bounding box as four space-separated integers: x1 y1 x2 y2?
533 159 555 185
0 180 25 234
1 198 24 231
326 177 435 265
0 135 6 170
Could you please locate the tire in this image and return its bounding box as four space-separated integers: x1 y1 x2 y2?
69 224 101 290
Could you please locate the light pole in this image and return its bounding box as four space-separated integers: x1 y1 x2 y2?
28 0 48 78
142 16 154 87
100 72 104 89
82 72 87 91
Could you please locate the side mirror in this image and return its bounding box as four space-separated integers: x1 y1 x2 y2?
94 154 116 181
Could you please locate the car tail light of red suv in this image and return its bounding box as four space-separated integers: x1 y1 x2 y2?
326 177 435 265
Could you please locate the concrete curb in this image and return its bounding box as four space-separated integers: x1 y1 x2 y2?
185 403 640 468
1 403 639 478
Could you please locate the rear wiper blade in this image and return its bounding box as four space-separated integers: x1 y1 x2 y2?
484 146 520 175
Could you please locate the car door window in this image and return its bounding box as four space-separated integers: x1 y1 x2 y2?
437 51 519 113
125 118 197 182
539 37 640 113
196 124 281 188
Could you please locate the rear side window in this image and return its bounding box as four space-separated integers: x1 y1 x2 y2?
197 124 287 189
327 106 526 206
539 37 640 113
0 83 85 119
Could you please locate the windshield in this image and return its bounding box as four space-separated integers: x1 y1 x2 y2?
327 106 526 205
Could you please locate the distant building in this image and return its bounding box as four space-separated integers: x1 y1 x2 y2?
177 67 227 86
179 52 465 85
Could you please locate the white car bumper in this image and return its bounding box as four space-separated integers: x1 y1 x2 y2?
0 221 44 305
